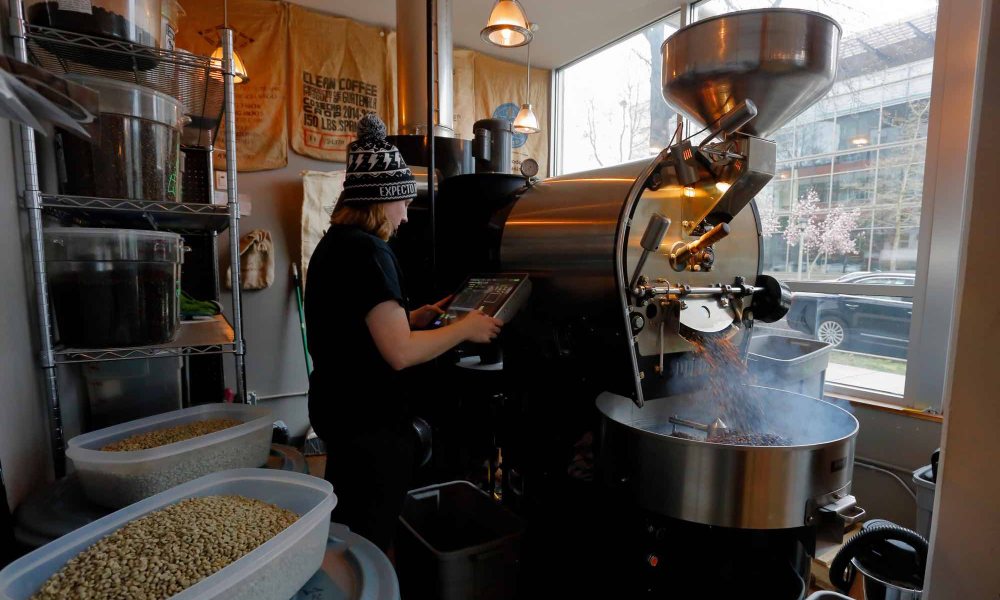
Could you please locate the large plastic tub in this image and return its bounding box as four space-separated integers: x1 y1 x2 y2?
748 335 832 399
25 0 162 49
912 464 936 539
45 227 184 348
0 469 335 600
67 403 272 508
56 76 184 201
397 481 524 600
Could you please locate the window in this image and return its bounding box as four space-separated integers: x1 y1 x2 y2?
692 0 939 404
554 12 682 174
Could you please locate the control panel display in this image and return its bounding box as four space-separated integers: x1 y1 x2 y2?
436 274 531 327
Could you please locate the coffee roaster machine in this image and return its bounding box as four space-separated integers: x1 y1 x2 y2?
391 5 862 597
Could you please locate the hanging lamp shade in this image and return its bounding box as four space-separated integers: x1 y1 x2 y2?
481 0 533 48
513 103 540 134
211 45 248 84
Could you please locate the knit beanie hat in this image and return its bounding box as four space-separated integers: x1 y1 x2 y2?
339 114 418 204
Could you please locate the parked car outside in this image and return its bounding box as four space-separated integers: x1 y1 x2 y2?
785 272 914 358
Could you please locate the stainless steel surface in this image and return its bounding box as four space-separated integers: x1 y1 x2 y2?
629 213 671 293
500 148 763 406
661 8 841 137
854 559 922 600
501 159 643 317
12 0 65 477
597 387 858 529
222 28 247 403
397 0 455 137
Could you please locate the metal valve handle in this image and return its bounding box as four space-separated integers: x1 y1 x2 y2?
670 222 731 271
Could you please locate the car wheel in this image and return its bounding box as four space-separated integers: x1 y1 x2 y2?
817 317 847 347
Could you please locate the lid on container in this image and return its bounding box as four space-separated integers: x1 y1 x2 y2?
44 227 183 262
291 524 400 600
63 74 185 128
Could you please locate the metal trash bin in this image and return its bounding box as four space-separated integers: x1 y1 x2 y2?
397 481 524 600
747 335 832 398
912 465 936 539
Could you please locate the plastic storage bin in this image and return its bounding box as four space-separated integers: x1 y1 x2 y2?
45 227 183 348
912 464 936 539
25 0 162 49
67 403 272 508
83 358 181 429
397 481 524 600
57 75 184 202
0 468 335 600
747 335 832 398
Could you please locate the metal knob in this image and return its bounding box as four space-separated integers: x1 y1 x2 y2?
629 213 672 295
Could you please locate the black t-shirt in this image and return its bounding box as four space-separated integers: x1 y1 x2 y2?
305 224 409 434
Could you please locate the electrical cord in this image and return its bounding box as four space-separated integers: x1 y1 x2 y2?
854 459 917 502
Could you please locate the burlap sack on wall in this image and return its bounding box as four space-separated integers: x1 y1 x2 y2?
176 0 288 172
453 49 476 138
300 169 346 285
289 5 388 162
385 31 398 134
473 53 550 176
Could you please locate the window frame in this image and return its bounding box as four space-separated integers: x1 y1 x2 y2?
550 0 961 412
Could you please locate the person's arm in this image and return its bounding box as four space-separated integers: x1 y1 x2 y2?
366 300 501 371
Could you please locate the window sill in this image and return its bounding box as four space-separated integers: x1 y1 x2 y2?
824 388 943 423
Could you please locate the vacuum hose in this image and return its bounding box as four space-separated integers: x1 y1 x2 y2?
830 519 929 593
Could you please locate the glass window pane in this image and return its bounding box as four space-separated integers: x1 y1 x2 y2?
834 150 876 173
690 0 938 398
881 99 931 144
555 12 682 174
831 170 875 208
836 109 880 151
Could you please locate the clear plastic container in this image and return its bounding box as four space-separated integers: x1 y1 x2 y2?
0 468 336 600
25 0 162 49
66 403 273 508
57 74 184 202
159 0 184 50
45 227 183 348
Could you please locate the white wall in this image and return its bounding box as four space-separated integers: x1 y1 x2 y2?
0 87 53 514
924 1 1000 597
220 151 344 438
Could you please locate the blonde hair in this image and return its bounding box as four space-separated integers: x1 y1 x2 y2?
329 202 394 241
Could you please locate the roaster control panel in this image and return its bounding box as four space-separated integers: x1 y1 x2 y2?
435 273 531 327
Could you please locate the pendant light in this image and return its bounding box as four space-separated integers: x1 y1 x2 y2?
212 1 248 84
481 0 533 48
512 41 540 134
211 45 248 84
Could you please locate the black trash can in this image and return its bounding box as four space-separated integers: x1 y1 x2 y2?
747 335 832 399
397 481 524 600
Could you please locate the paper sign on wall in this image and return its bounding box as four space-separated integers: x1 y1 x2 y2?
289 5 388 162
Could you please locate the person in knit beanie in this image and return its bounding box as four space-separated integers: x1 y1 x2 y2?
304 114 502 552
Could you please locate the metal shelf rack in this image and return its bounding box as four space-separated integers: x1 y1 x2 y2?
10 0 248 477
54 315 237 364
19 23 225 147
41 194 232 234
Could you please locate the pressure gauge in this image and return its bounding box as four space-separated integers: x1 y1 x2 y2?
520 158 539 179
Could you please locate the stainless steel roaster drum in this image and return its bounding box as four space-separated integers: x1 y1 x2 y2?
597 387 859 529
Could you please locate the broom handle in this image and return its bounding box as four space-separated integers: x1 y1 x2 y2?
292 263 312 374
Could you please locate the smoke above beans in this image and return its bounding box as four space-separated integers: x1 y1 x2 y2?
677 335 791 447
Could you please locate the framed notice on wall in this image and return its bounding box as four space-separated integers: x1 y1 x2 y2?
289 5 388 162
